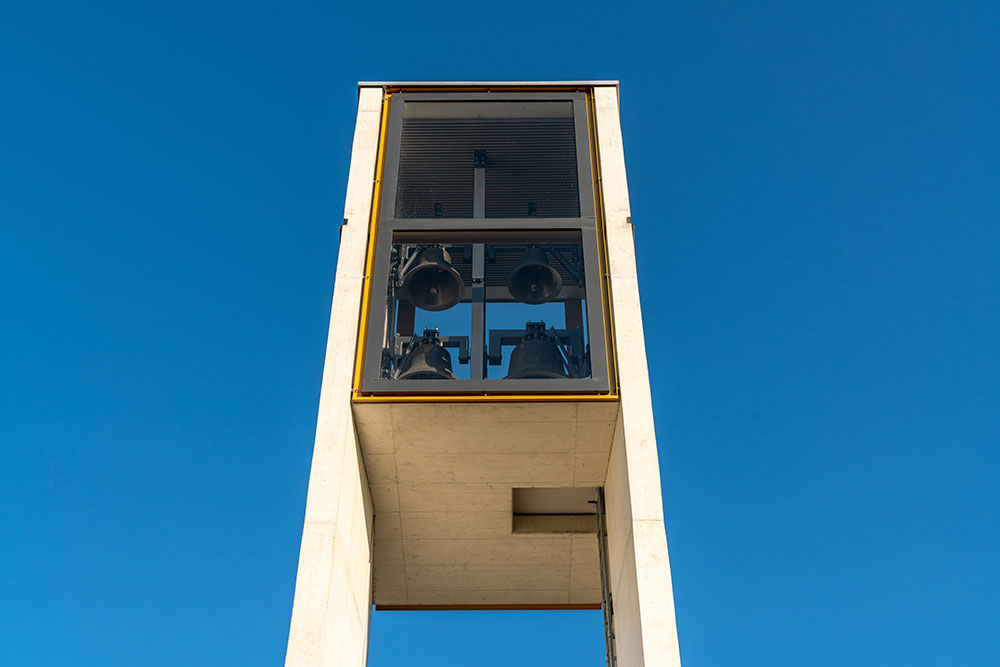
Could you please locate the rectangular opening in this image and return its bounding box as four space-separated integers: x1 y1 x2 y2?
356 90 613 397
369 608 606 663
512 487 599 534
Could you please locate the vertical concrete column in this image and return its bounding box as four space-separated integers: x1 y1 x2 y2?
284 87 384 667
595 86 683 667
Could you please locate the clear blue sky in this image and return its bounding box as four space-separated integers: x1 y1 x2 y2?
1 1 997 665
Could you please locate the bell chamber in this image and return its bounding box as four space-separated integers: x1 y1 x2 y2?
357 90 612 395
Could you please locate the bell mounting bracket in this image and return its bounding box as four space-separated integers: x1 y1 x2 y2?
392 334 470 365
487 325 586 373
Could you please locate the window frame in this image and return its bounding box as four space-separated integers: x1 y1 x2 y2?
359 91 611 395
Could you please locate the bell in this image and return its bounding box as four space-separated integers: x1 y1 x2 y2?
399 246 464 311
505 322 569 379
507 246 563 304
397 329 456 380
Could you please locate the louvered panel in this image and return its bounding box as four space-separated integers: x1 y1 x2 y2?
396 118 580 219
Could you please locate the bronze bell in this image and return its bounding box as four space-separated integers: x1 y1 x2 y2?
507 246 563 304
397 329 456 380
505 322 569 379
399 246 464 311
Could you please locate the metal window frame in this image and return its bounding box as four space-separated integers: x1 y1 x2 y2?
359 91 610 395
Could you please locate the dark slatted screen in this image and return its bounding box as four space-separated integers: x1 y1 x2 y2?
395 104 580 219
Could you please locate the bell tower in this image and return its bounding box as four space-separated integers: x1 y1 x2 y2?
284 82 682 667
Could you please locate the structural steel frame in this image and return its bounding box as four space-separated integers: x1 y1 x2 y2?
357 91 615 396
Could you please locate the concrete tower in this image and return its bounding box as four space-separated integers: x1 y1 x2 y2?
284 82 682 667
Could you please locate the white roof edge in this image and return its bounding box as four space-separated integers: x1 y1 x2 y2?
358 80 619 88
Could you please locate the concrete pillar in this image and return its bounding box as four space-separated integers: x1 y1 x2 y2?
284 88 384 667
595 85 683 667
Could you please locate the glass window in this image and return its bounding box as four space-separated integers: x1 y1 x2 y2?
377 232 591 382
360 92 608 394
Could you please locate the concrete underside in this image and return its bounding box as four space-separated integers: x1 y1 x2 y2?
352 400 618 607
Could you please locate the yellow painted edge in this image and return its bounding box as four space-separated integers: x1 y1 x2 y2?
351 92 391 392
587 90 621 394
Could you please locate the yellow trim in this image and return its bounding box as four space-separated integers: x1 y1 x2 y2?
351 92 391 392
586 91 621 394
350 87 621 404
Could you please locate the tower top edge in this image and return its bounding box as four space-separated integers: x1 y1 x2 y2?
357 80 619 88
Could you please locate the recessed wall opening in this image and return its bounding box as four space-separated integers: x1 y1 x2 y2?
512 487 599 534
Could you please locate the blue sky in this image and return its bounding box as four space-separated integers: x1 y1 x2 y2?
1 1 998 665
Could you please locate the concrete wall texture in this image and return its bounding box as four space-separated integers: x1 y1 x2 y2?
595 86 683 667
284 87 382 667
284 84 682 667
